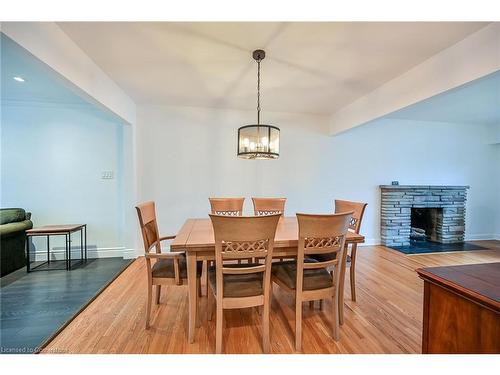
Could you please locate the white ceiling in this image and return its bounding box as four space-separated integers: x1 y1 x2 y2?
386 70 500 125
1 33 123 123
57 22 488 115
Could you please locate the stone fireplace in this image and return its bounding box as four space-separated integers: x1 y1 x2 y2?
380 185 469 247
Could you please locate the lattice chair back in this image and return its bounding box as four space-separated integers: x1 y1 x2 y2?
252 197 286 216
334 200 367 233
209 214 281 298
209 197 245 216
296 212 353 291
136 201 161 254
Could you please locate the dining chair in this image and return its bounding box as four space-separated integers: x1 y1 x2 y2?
272 212 352 351
207 213 281 353
334 199 367 303
205 197 247 291
309 200 367 323
209 197 245 216
252 197 286 216
136 201 202 329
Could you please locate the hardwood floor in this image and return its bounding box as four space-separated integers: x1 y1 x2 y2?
42 241 500 354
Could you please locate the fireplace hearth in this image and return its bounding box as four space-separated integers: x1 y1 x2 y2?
380 185 469 247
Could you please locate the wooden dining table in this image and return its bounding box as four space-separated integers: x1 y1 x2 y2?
171 216 365 343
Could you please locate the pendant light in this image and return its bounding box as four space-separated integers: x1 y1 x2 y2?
237 49 280 159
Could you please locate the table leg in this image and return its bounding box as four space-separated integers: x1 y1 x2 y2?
26 235 30 272
338 243 349 325
80 228 84 263
84 225 87 262
47 235 50 264
187 252 197 343
68 232 72 270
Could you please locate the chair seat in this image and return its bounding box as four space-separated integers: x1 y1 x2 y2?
208 264 263 298
272 259 333 291
308 253 351 264
152 255 202 279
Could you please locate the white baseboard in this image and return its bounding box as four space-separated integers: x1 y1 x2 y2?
32 247 127 262
464 234 499 241
358 238 381 246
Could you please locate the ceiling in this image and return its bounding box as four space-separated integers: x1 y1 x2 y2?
1 33 123 123
386 70 500 125
1 33 90 106
57 22 488 115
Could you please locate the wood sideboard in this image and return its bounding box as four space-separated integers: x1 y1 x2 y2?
417 262 500 354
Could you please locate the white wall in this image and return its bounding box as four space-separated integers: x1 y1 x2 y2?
496 139 500 239
136 105 333 252
1 101 128 258
330 118 499 242
137 105 499 249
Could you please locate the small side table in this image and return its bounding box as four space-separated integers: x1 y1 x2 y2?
25 224 87 272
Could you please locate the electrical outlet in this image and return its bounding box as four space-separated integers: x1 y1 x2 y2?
101 171 114 179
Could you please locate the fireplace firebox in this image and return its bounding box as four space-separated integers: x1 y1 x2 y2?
410 207 443 242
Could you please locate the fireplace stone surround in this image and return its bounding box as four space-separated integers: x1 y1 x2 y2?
380 185 469 247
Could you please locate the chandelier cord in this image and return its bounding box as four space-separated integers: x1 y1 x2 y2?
257 58 261 125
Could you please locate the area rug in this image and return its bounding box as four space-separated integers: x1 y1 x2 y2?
0 258 132 354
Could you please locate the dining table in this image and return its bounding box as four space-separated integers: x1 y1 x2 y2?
171 216 365 343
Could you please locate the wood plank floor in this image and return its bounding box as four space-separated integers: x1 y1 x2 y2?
42 241 500 354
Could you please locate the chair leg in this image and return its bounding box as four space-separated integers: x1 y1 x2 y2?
203 261 208 296
295 299 302 352
262 301 270 353
197 276 202 298
155 285 161 305
146 283 152 329
207 288 214 321
332 292 340 341
350 244 358 302
309 301 314 309
216 301 223 353
319 299 323 310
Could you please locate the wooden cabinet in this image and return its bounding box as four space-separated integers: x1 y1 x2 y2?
417 262 500 354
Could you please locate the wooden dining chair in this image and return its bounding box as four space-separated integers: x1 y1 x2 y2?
207 213 281 353
252 198 286 216
272 212 352 351
334 199 368 303
209 197 245 216
136 201 202 329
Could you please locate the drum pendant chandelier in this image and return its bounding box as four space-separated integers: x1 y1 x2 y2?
237 50 280 159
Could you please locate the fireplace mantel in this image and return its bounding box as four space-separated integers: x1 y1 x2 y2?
380 185 469 247
379 185 470 190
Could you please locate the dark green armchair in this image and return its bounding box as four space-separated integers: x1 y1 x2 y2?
1 208 33 276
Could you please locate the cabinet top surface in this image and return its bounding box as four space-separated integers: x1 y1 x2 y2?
417 262 500 311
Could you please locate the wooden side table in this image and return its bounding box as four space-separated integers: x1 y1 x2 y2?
25 224 87 272
417 262 500 353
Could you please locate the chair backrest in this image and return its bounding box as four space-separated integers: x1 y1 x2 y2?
135 201 161 254
209 214 281 298
296 212 353 291
209 197 245 216
334 199 367 233
252 197 286 216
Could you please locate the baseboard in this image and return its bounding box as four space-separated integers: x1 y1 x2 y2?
358 238 381 246
122 248 138 259
464 234 499 241
32 247 127 262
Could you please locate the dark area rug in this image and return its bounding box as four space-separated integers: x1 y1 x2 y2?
388 240 488 255
0 257 132 354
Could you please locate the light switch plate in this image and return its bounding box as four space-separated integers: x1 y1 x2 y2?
101 171 114 179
